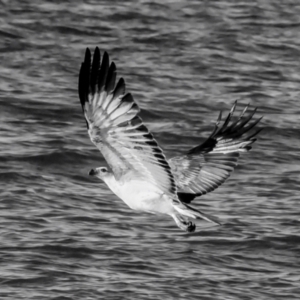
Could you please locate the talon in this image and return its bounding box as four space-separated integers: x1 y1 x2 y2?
186 221 196 233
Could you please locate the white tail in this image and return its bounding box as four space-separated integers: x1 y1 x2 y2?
173 202 221 225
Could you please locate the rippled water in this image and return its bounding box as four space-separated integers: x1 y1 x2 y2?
1 1 300 299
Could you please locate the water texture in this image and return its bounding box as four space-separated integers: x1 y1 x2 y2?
1 0 300 299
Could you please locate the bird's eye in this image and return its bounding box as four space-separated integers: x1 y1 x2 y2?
101 168 107 173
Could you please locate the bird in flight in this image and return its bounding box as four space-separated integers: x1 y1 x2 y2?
78 47 262 232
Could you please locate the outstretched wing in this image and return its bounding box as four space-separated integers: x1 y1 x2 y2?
78 47 176 196
168 102 262 203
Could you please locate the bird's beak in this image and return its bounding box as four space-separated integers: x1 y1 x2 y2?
89 169 97 176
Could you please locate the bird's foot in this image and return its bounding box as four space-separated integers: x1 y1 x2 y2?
185 221 196 232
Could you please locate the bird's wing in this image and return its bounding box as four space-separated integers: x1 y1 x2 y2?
78 47 176 197
168 102 262 203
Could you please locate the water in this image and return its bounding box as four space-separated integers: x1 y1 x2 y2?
1 0 300 299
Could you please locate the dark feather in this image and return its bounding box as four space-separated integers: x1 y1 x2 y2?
90 47 100 94
78 48 92 128
98 51 109 92
105 62 117 93
177 193 197 203
121 93 134 104
113 78 126 98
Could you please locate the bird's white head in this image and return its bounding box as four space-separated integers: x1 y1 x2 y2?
89 167 111 181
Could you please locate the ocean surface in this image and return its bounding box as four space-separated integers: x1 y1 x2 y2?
1 0 300 299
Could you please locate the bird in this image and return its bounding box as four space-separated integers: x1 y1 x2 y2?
78 47 262 232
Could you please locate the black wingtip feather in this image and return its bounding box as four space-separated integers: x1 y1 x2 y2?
220 101 237 133
90 47 101 94
105 62 117 93
78 48 93 129
187 101 263 155
78 49 91 109
98 51 109 92
114 77 126 98
84 48 91 64
122 93 134 104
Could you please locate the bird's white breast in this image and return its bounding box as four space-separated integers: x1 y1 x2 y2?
103 175 173 214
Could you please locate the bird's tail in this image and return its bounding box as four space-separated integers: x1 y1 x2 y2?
173 201 221 225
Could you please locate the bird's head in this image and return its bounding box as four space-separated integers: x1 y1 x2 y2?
89 166 111 181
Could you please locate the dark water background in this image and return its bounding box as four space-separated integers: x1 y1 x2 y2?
1 0 300 299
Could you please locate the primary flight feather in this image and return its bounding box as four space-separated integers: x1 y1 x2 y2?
78 47 262 232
